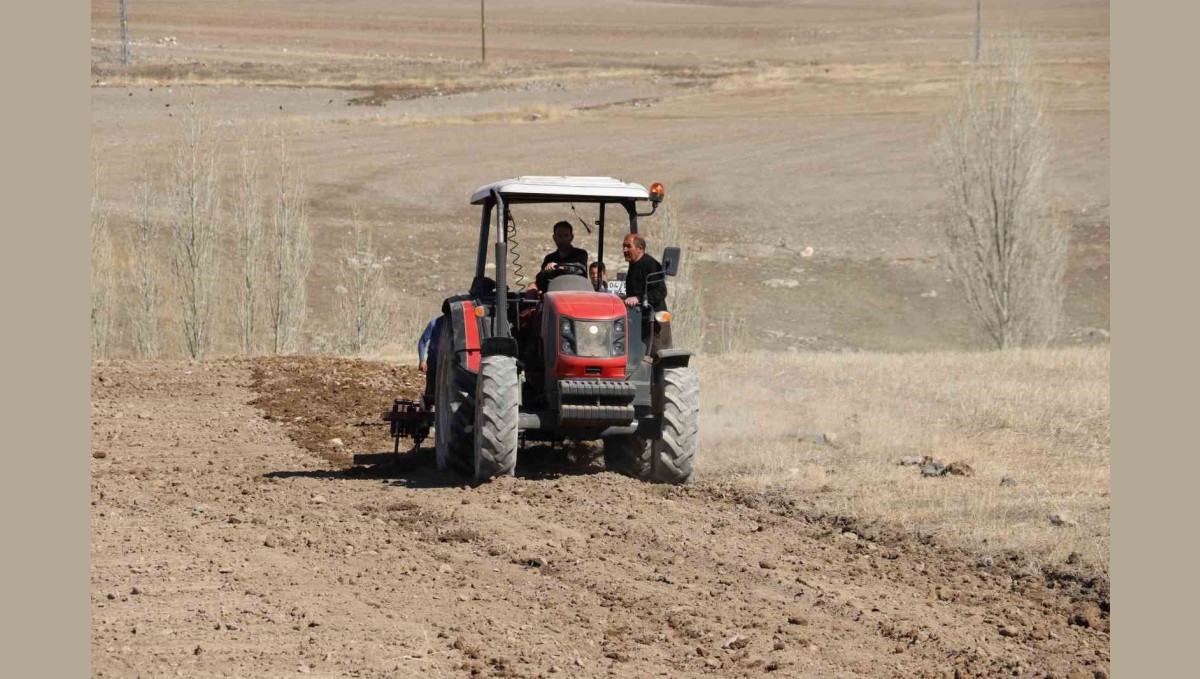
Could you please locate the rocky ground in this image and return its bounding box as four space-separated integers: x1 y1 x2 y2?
91 357 1108 678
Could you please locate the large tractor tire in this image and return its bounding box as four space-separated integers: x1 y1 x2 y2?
604 365 698 484
473 354 519 483
434 322 475 476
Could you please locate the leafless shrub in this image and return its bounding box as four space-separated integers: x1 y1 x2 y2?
333 207 390 355
932 37 1068 349
167 102 221 360
717 311 749 354
268 135 312 355
354 291 432 362
644 202 706 351
91 153 116 358
232 139 267 355
128 175 164 358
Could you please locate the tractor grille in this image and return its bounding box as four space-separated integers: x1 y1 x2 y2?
559 380 637 399
559 404 636 423
557 380 636 425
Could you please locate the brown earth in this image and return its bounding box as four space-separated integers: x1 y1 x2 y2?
92 357 1109 678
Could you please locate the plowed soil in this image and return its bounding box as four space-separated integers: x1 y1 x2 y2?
91 357 1109 678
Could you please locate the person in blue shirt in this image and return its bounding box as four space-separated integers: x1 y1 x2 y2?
418 315 443 401
418 316 442 373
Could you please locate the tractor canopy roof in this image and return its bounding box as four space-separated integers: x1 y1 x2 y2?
470 176 650 205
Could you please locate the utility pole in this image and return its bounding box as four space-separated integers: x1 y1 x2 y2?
120 0 130 66
974 0 982 62
480 0 487 64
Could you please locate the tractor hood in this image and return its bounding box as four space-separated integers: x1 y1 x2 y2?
544 290 627 320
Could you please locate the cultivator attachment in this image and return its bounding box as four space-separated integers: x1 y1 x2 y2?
381 398 434 460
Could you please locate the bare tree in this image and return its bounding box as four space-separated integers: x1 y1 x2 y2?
91 154 116 358
333 207 390 355
268 136 312 355
232 139 266 355
932 37 1068 349
128 175 164 358
167 102 221 360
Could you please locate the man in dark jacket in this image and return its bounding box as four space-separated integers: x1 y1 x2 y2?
621 233 671 352
532 221 589 293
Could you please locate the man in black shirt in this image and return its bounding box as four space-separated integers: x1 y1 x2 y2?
531 221 589 293
621 233 671 352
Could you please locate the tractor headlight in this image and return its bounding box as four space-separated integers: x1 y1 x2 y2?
559 317 576 356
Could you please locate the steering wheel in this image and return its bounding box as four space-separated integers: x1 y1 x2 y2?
549 261 587 278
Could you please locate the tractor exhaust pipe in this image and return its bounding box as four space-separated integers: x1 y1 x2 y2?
491 190 510 338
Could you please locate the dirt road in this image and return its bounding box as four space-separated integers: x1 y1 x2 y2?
91 358 1108 678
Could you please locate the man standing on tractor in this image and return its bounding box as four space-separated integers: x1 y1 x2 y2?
531 221 589 294
622 233 671 352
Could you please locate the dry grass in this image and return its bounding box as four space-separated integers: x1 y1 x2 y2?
334 103 584 129
698 346 1109 571
90 63 681 94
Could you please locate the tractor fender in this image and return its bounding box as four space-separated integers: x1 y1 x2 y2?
441 297 484 373
653 349 693 370
481 336 518 358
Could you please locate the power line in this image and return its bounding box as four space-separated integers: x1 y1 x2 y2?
974 0 982 62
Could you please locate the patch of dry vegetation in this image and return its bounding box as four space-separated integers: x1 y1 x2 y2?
91 62 694 94
339 103 582 128
698 347 1109 572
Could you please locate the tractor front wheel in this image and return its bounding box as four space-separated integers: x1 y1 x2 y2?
604 365 698 484
473 355 519 483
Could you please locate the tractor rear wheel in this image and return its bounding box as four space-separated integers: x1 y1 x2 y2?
604 365 698 484
473 355 519 483
434 321 475 476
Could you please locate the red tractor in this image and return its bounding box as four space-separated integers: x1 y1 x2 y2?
384 177 697 484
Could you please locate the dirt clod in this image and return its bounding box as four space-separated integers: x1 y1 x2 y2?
1070 604 1107 631
722 635 749 650
945 462 974 477
1048 513 1077 527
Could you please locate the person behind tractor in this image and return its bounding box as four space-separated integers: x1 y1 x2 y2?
417 315 443 404
622 233 672 352
589 261 610 292
530 220 588 294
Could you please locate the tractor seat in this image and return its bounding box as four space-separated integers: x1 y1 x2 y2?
546 274 594 293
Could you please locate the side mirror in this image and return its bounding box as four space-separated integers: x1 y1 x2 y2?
661 246 681 277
